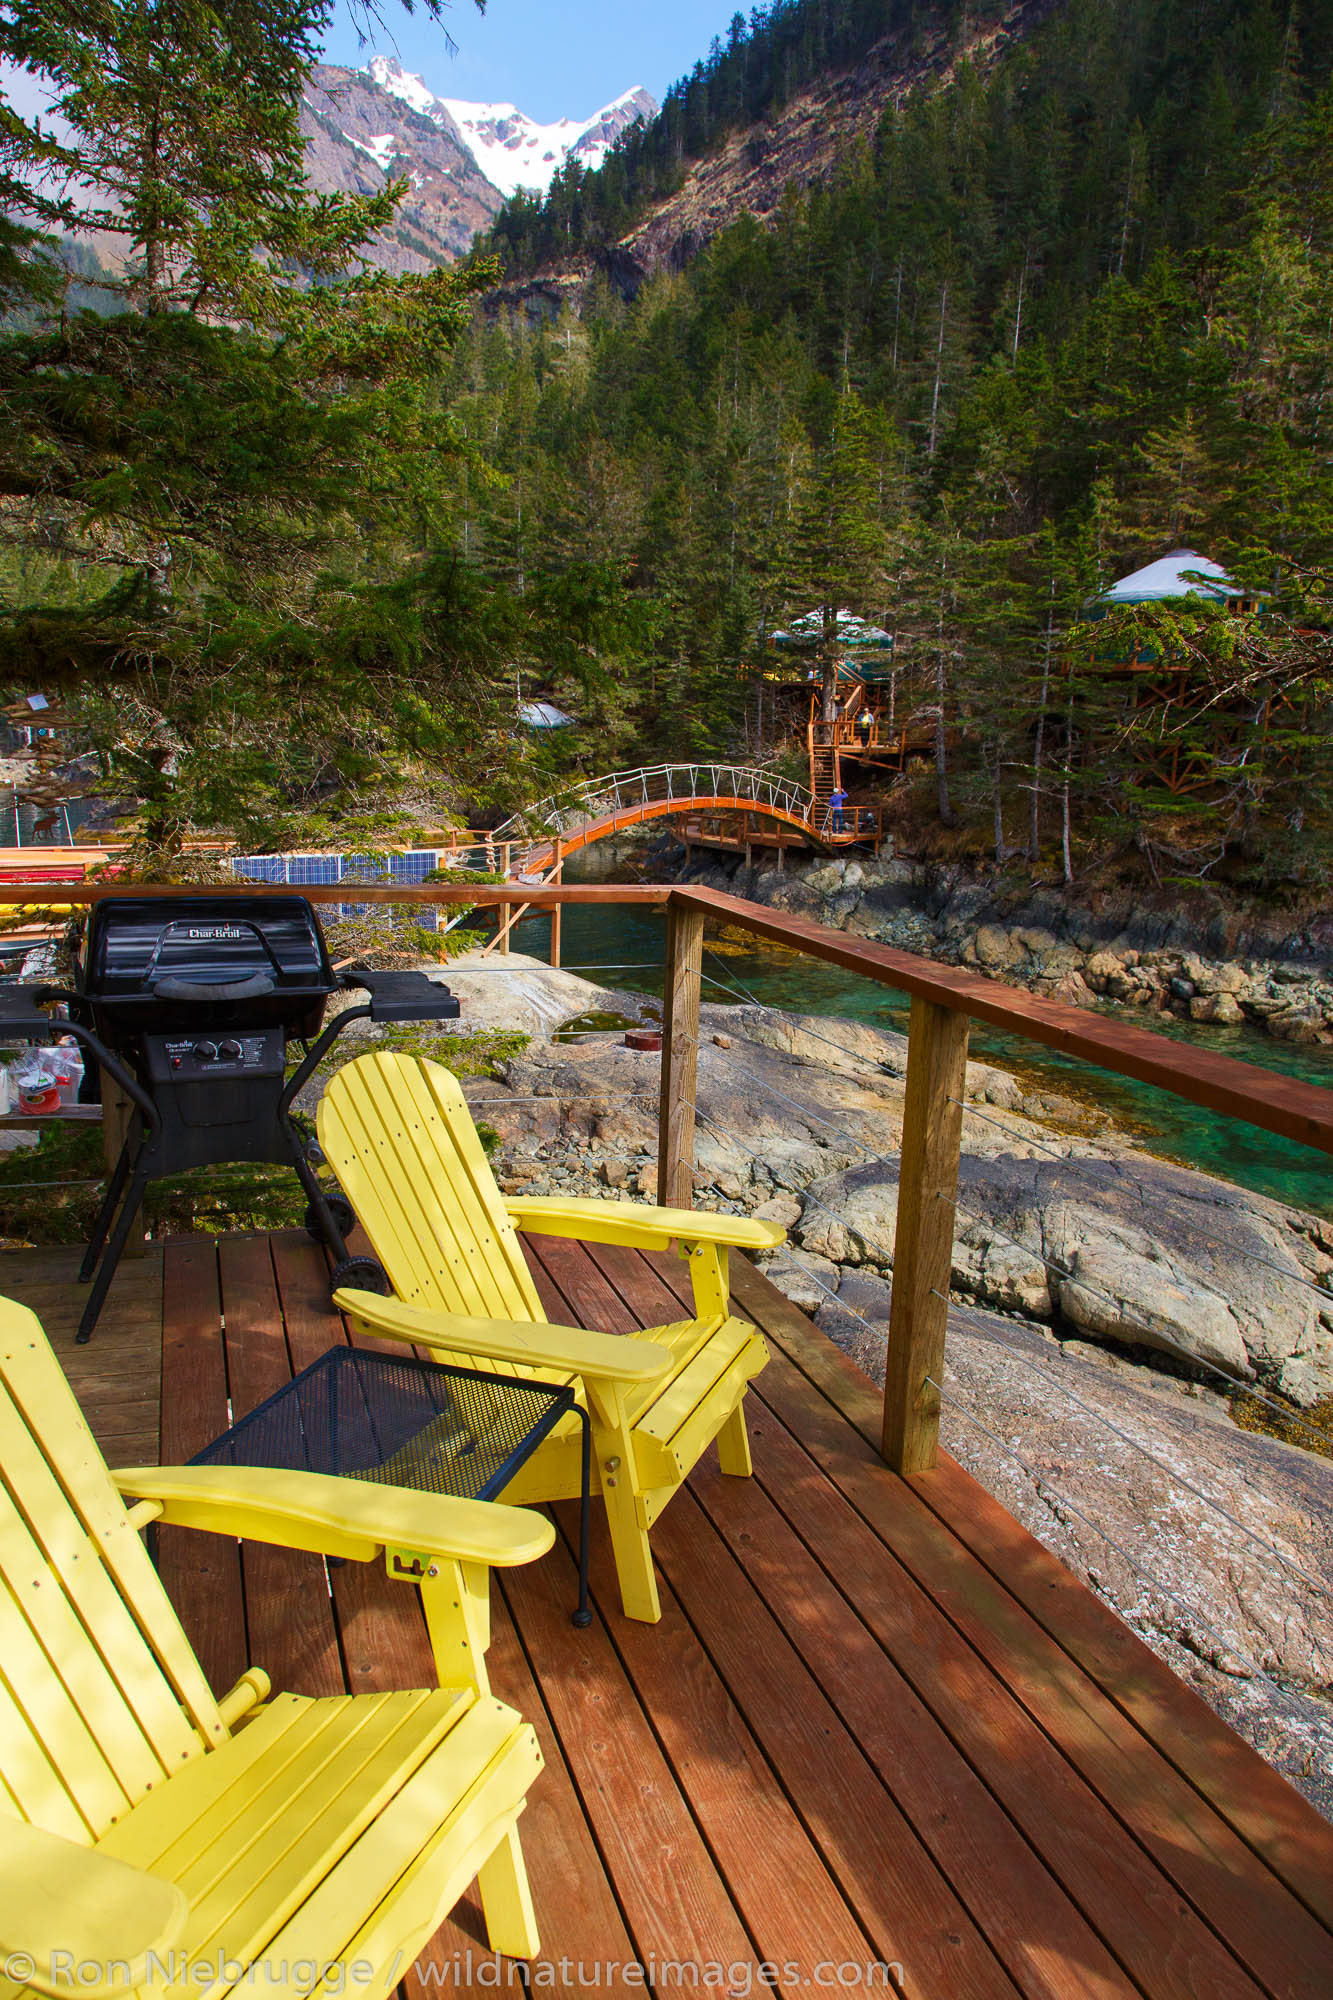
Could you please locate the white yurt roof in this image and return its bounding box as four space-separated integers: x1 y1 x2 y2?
1099 550 1244 605
771 609 894 648
519 700 577 729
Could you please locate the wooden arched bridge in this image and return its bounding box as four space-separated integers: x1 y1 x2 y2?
498 762 868 859
448 763 884 956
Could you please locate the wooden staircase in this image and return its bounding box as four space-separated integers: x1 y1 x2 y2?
808 730 838 834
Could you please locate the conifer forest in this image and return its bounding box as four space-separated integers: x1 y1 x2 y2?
2 0 1331 895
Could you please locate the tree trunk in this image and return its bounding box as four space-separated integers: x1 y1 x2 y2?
927 284 948 458
1030 578 1055 860
935 596 954 825
1061 659 1075 883
820 602 838 723
142 95 165 312
1012 245 1028 361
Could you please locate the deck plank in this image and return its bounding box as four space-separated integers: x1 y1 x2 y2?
217 1232 345 1699
266 1233 646 2000
528 1238 1020 1999
694 1406 1259 2000
919 1451 1333 1928
728 1256 1328 1896
156 1236 247 1699
727 1251 1333 1929
501 1526 757 1975
522 1225 887 1984
549 1501 881 1983
0 1242 161 1464
459 1592 643 1998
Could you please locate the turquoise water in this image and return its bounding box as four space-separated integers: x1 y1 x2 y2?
506 901 1333 1219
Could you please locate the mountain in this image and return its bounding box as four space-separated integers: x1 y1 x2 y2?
616 0 1054 280
301 63 499 271
487 0 1059 290
299 58 657 272
441 88 658 201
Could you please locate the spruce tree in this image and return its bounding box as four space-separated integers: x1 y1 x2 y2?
779 388 899 721
0 0 511 850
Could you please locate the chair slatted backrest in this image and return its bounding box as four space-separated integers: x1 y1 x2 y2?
0 1299 224 1843
318 1054 548 1372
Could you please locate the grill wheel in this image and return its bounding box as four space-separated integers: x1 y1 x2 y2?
329 1254 392 1297
305 1194 355 1243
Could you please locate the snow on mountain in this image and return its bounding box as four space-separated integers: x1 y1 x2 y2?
299 56 656 275
366 56 438 119
439 89 653 197
356 132 398 168
368 56 656 198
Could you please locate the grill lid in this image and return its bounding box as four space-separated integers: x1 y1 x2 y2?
82 896 336 1006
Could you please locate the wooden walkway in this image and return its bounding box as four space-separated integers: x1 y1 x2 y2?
5 1230 1333 2000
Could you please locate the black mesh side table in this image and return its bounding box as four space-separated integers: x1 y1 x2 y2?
191 1347 592 1626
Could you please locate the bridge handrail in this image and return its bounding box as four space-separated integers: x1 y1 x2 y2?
493 763 817 844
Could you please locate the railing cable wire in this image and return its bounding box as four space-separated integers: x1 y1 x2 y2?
692 1090 1331 1610
936 1185 1333 1452
447 962 665 974
690 1015 1333 1451
685 1086 1332 1596
702 950 1333 1316
924 1288 1329 1597
926 1373 1320 1719
946 1093 1333 1308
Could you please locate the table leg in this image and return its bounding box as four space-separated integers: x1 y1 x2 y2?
573 1404 592 1628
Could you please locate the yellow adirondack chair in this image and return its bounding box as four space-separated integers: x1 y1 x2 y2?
316 1051 787 1624
0 1294 556 2000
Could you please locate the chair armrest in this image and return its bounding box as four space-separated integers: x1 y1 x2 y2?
1 1819 187 2000
110 1465 555 1568
334 1290 673 1386
505 1194 786 1254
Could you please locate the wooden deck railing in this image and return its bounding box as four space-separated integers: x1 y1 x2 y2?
5 876 1331 1480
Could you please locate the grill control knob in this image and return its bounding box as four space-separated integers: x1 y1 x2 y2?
192 1041 218 1062
217 1039 243 1062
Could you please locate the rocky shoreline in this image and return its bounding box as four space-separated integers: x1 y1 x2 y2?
665 845 1333 1044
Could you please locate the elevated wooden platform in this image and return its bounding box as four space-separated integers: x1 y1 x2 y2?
5 1230 1332 2000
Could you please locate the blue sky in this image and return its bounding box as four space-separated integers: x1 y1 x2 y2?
322 1 734 120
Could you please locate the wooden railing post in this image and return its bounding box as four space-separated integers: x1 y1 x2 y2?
549 860 563 967
883 995 970 1474
657 896 704 1210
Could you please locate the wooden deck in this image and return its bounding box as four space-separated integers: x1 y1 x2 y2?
6 1229 1333 2000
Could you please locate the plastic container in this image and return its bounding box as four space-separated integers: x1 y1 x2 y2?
11 1049 63 1115
48 1040 84 1107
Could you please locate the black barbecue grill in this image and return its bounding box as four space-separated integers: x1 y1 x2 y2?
81 896 336 1044
0 892 459 1342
